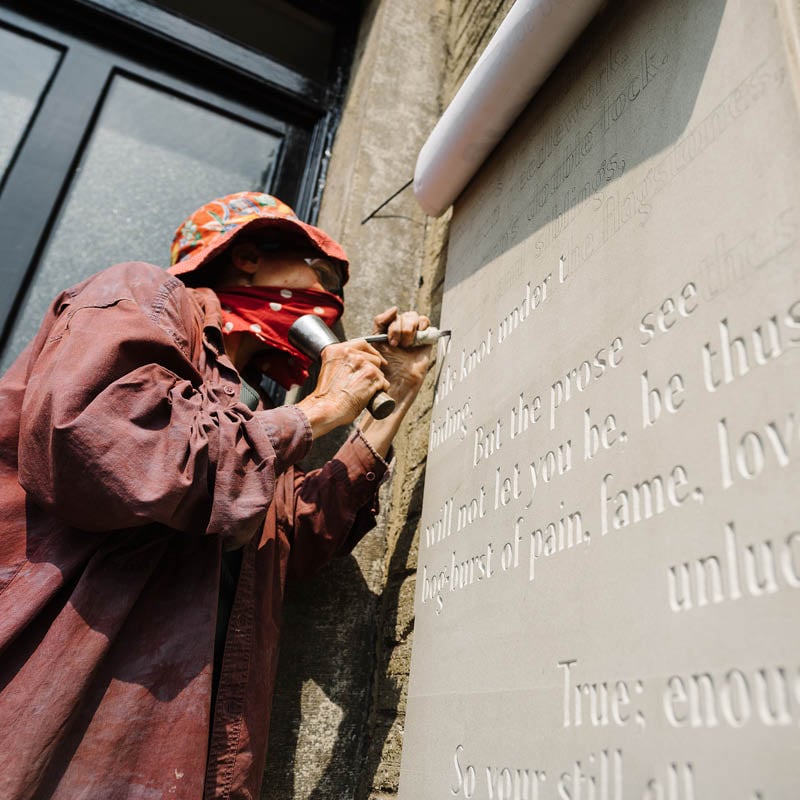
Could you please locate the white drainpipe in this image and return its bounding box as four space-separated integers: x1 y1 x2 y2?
413 0 606 217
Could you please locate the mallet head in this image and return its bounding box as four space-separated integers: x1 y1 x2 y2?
288 314 340 359
287 314 396 420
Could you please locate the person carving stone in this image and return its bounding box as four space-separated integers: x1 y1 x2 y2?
0 191 431 799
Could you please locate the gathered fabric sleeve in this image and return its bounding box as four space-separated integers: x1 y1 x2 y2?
17 268 311 542
286 427 391 582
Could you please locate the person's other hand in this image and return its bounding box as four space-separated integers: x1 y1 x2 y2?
372 307 432 404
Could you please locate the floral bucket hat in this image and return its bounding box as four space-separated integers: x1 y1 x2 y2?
168 191 349 285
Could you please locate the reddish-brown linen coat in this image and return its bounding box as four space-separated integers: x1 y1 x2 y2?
0 262 387 799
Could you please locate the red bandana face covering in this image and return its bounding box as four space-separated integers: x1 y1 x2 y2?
214 285 344 389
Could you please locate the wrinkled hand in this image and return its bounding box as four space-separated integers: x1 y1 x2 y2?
296 340 390 439
372 307 432 404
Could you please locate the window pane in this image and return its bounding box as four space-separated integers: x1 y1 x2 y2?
3 75 281 369
0 27 60 181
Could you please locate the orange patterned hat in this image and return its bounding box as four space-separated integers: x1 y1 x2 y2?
168 191 349 285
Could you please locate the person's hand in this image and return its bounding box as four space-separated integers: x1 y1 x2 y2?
372 307 432 404
296 340 390 439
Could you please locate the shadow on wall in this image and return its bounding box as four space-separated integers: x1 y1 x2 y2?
261 552 378 800
355 470 427 799
446 0 729 290
261 467 427 800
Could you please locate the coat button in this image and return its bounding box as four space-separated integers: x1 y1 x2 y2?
223 385 235 395
365 471 376 481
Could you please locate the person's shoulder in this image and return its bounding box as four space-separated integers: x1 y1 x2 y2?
69 261 189 314
61 263 205 356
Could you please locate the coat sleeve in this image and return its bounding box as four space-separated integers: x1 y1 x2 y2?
286 428 390 581
17 270 311 542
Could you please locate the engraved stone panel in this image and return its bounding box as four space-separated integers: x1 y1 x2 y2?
399 0 800 797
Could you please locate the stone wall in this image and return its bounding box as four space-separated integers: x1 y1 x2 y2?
261 1 514 798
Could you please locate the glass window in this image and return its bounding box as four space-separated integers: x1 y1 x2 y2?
0 26 60 181
2 74 282 368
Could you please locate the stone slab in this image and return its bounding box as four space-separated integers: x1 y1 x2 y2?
400 0 800 797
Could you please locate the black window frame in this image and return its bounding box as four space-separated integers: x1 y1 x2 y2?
0 0 359 355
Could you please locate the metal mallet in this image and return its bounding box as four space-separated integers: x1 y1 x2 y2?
288 314 397 420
